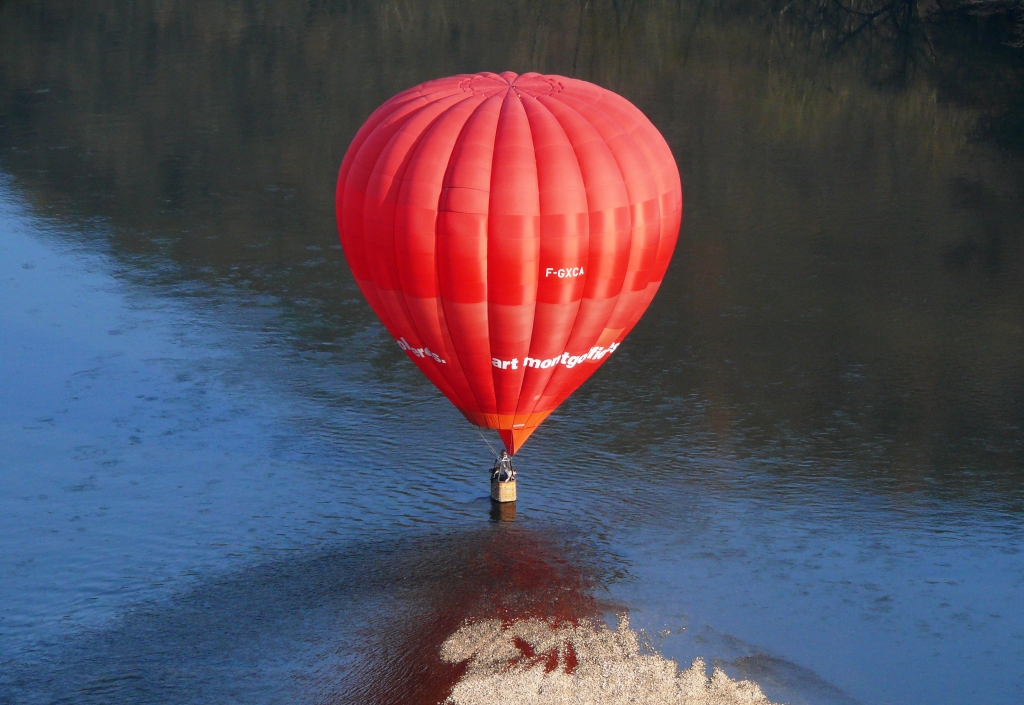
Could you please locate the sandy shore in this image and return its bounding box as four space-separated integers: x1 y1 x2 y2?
440 616 776 705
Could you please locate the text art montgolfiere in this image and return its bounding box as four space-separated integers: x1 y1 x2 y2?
336 72 682 454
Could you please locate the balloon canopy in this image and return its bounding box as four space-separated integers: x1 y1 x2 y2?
336 72 681 454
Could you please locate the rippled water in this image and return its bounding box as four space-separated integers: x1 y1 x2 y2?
2 2 1023 704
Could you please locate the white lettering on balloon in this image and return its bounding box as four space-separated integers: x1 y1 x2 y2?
491 343 620 372
544 266 585 279
398 338 621 370
397 337 446 364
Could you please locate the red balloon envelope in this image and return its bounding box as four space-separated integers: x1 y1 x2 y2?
336 72 681 454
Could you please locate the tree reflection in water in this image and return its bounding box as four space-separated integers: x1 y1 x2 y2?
0 0 1021 500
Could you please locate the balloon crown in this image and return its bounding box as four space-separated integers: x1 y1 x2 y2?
457 71 565 97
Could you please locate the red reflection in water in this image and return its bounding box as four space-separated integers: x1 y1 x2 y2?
563 642 579 674
316 528 607 705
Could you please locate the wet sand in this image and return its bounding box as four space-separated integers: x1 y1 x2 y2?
441 616 774 705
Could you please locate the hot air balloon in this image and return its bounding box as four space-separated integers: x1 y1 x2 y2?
336 71 681 458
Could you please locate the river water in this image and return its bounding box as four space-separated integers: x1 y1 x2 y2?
1 2 1023 704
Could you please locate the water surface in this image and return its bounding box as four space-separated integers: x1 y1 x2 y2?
1 2 1023 704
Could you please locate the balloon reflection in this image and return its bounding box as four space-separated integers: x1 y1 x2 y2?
317 527 605 705
490 500 517 522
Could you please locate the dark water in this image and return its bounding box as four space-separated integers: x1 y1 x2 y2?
2 2 1023 704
